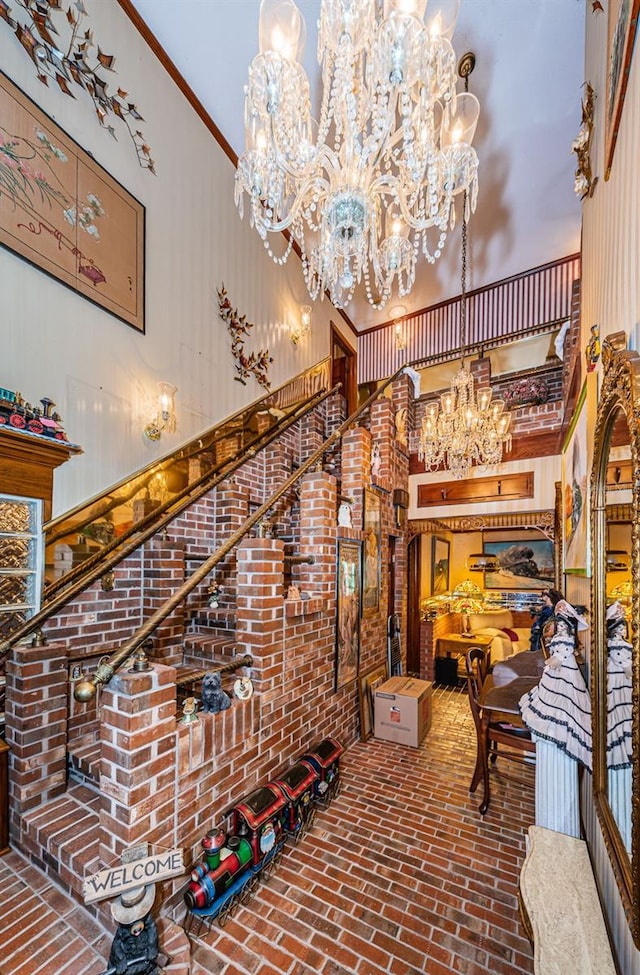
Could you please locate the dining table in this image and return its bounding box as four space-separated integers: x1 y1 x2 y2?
472 673 540 814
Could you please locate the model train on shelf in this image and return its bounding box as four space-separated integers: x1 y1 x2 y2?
183 737 343 931
0 388 70 441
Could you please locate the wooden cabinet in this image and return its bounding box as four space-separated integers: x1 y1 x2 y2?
0 427 81 523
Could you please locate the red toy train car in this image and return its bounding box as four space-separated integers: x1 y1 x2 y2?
183 738 343 929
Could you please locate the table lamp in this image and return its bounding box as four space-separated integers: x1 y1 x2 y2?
450 579 484 637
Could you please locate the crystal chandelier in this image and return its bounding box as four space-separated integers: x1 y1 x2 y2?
235 0 480 310
418 66 511 479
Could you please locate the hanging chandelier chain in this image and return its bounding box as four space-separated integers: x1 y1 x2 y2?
460 199 467 355
417 49 511 481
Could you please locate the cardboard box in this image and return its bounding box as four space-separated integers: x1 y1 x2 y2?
374 676 433 747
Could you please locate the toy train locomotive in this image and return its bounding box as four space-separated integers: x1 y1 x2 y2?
183 737 342 928
0 388 69 440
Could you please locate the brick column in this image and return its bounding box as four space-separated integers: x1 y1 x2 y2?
100 663 177 859
5 642 69 832
235 538 284 694
369 396 394 490
297 471 337 599
341 426 369 529
470 355 491 390
142 538 185 665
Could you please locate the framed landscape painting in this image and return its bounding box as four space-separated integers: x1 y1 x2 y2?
484 538 555 590
0 71 145 332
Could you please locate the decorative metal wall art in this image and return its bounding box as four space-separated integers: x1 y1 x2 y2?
0 0 155 172
217 284 272 391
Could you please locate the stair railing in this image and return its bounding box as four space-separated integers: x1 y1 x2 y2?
0 386 334 659
73 365 410 702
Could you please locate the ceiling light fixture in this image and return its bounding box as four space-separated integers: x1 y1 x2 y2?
235 0 479 310
418 55 510 480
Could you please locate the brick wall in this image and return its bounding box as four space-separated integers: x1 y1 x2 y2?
5 381 411 893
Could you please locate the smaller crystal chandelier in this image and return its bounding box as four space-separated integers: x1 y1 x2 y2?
418 55 511 480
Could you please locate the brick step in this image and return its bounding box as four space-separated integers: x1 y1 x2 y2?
182 631 237 660
18 783 103 903
188 606 236 630
68 730 101 788
157 917 191 975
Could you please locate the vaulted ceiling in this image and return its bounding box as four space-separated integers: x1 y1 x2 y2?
129 0 586 332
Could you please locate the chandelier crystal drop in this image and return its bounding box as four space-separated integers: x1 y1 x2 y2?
235 0 480 310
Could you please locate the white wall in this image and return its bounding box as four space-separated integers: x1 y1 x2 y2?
409 454 560 522
0 0 350 516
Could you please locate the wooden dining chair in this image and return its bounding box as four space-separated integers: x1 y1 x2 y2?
465 647 536 815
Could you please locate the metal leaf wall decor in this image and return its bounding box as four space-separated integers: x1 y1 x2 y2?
217 284 272 391
0 0 155 173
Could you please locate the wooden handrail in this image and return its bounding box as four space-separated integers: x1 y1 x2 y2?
0 386 334 658
73 364 409 701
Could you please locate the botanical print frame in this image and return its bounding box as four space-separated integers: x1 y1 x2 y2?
431 536 450 595
483 538 555 590
362 488 381 614
0 71 145 332
605 0 640 178
563 381 590 575
358 662 388 741
335 540 361 690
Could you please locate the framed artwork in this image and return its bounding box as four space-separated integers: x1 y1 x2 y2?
335 540 361 690
483 538 555 590
563 381 590 575
358 662 388 741
431 537 450 595
362 488 381 614
0 71 145 332
605 0 640 178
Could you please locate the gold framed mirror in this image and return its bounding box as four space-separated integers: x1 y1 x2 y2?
591 333 639 947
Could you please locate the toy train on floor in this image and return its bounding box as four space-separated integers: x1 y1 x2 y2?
183 737 343 928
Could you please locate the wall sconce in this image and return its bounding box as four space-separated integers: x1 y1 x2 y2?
144 381 177 441
391 305 407 352
291 305 312 345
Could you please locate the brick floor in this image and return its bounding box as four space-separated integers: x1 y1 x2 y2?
0 687 535 974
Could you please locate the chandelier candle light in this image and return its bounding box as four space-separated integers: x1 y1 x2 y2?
236 0 479 309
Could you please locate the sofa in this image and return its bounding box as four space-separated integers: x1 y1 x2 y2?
467 609 532 664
